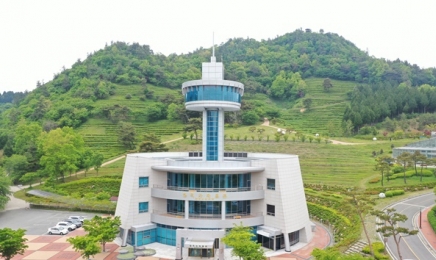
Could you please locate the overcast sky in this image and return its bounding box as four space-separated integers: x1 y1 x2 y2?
1 0 436 93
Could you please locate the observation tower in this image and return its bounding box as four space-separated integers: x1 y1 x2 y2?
182 47 243 161
115 44 313 260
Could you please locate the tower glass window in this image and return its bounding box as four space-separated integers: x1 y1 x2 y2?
139 202 149 213
139 177 149 187
206 110 219 161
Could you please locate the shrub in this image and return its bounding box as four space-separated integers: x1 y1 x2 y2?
384 190 404 197
369 177 380 183
244 135 248 141
362 242 388 260
125 93 132 99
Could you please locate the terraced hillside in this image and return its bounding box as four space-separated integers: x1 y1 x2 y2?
77 118 184 159
77 84 184 159
282 78 356 135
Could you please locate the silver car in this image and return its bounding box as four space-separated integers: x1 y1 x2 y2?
48 226 69 235
56 221 76 231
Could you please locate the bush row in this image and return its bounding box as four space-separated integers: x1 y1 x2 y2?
428 206 436 234
365 182 436 195
307 202 360 249
42 177 122 197
390 169 434 179
384 189 405 197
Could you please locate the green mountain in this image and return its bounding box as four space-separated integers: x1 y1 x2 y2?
1 29 436 158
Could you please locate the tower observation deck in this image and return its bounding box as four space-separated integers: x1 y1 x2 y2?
182 54 244 161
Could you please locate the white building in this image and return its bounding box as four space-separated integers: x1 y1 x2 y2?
115 50 313 259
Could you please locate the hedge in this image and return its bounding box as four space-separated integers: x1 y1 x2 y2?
384 190 405 197
428 206 436 234
391 169 434 179
43 177 122 197
307 202 361 249
365 182 436 195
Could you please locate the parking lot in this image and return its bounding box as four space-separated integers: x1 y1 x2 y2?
0 208 99 235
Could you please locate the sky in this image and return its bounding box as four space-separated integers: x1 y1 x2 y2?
1 0 436 93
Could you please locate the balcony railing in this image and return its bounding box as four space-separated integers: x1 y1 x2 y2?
153 184 263 192
153 210 263 219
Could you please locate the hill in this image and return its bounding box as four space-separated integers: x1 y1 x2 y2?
1 29 436 159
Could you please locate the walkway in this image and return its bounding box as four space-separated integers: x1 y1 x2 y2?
416 206 436 258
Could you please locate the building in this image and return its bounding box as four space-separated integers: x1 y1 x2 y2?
393 137 436 159
115 49 313 259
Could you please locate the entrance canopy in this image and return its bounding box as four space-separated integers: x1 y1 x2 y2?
257 230 273 238
184 239 215 249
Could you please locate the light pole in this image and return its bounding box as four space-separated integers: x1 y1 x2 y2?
420 207 422 229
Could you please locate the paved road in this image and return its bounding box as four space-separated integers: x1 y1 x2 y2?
383 193 436 260
0 208 98 235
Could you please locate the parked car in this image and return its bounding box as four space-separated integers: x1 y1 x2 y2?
63 219 82 228
56 221 76 231
48 226 69 235
68 216 86 223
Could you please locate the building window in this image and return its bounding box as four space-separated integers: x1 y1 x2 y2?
267 179 275 190
139 177 149 187
267 204 275 216
139 202 149 213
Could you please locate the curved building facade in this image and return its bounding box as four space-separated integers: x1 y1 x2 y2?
115 52 313 259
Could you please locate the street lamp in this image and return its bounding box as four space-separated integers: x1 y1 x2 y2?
420 207 422 229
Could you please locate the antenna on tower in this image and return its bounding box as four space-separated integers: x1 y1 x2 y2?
211 32 216 62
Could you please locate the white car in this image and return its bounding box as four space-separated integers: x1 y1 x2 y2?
68 216 86 223
48 226 69 235
56 221 76 231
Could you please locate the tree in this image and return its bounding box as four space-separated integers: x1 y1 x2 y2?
0 170 12 210
410 151 426 178
323 78 333 92
67 235 101 260
117 122 136 149
345 190 375 258
39 127 85 183
138 133 169 152
303 98 312 110
375 155 393 186
184 118 202 142
0 228 28 260
241 111 259 125
371 208 418 260
396 152 412 184
19 172 39 188
3 155 28 184
222 223 266 260
80 149 95 177
92 153 104 176
82 216 121 252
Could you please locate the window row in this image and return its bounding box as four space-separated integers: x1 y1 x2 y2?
167 173 251 191
167 200 251 216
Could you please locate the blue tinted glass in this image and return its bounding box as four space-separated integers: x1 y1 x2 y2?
185 85 241 103
206 110 218 161
139 177 149 187
139 202 149 213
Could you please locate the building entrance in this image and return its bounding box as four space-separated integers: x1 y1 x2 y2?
188 248 214 258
